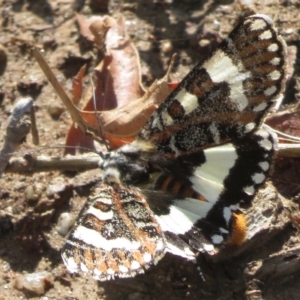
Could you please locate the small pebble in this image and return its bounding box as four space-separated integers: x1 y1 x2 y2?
199 39 210 48
25 183 45 202
160 40 173 53
46 177 68 197
14 271 53 295
56 212 75 236
47 103 65 120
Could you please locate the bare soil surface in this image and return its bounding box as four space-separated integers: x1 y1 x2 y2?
1 0 300 299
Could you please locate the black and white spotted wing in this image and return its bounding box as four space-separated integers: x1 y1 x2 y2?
139 14 286 156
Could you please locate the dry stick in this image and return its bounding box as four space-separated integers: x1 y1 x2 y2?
31 48 86 133
0 97 33 176
30 105 39 145
277 143 300 158
31 47 103 143
5 153 101 174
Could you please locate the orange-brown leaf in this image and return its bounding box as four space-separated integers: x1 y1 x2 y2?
65 15 174 153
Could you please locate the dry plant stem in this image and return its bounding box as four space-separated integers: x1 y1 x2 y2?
277 143 300 157
0 97 33 176
31 48 86 133
5 153 101 174
30 106 39 145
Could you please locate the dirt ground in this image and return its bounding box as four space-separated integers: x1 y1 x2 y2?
1 0 300 299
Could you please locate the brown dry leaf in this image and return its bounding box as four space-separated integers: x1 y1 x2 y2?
75 14 110 44
71 64 86 106
81 76 172 140
65 15 173 153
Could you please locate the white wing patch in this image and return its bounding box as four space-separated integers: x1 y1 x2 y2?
190 143 237 201
203 49 251 111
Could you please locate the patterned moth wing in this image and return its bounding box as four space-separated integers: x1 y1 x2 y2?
149 128 278 254
139 14 286 156
62 185 166 280
61 14 287 281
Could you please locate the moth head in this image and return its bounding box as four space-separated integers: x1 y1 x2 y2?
100 143 150 186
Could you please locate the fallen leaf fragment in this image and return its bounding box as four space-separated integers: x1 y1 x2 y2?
65 15 174 152
266 106 300 141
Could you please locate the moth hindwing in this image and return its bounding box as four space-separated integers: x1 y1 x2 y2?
61 14 286 281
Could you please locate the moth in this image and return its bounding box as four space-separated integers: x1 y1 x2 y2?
61 14 287 281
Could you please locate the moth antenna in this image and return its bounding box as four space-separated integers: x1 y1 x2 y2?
265 125 300 143
90 75 109 152
7 145 99 157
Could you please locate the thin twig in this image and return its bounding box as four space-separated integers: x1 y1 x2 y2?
277 143 300 158
5 153 101 174
30 105 39 145
31 47 86 132
31 47 103 144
